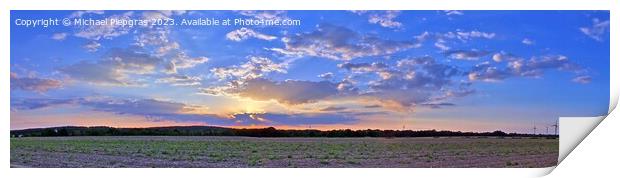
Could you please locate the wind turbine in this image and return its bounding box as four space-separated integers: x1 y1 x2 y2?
531 120 537 135
551 120 559 136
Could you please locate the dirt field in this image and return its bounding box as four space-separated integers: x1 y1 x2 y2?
10 136 558 168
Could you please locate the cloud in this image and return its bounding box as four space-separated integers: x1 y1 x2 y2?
11 98 75 110
365 11 403 29
210 56 286 82
351 10 403 28
230 78 340 105
339 56 467 110
59 48 166 86
445 31 495 42
364 105 381 108
420 30 496 51
361 90 435 111
202 57 288 97
51 33 67 41
133 27 182 56
420 102 456 109
131 25 209 73
11 96 225 124
202 55 473 111
68 10 104 18
273 24 417 60
81 98 198 117
226 28 277 42
467 62 512 82
12 96 357 126
572 75 592 84
211 56 467 111
60 60 128 85
338 62 389 73
60 45 208 86
169 52 209 71
141 10 186 20
134 27 173 47
509 55 581 77
230 112 357 125
444 10 464 16
492 52 523 62
155 74 202 86
522 38 535 45
320 106 348 111
10 73 62 93
83 41 102 52
237 10 287 21
74 12 133 41
434 39 451 51
317 72 334 80
445 50 491 60
468 54 588 83
580 18 610 41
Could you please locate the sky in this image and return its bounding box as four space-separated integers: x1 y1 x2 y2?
10 10 610 133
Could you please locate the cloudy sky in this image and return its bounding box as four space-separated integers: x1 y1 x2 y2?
10 10 610 133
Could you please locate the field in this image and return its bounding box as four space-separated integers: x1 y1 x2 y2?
10 136 558 168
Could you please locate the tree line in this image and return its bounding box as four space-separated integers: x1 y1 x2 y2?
10 126 557 138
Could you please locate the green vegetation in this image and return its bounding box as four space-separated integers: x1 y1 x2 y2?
10 136 558 168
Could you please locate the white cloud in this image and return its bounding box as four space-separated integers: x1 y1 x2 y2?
338 62 389 74
467 62 512 82
336 57 466 110
156 74 202 86
468 54 588 83
367 11 402 29
210 56 286 82
131 26 208 74
60 49 166 86
445 50 491 60
273 24 417 60
69 10 104 18
51 33 68 41
317 72 334 80
133 27 180 56
83 41 101 52
434 39 451 51
201 56 476 111
226 28 277 42
421 30 496 51
452 31 495 41
10 73 62 93
74 12 133 41
522 38 535 45
232 78 340 105
237 10 287 21
492 52 523 62
141 10 186 20
572 75 592 84
444 10 464 16
510 55 580 77
351 11 403 29
172 52 209 70
580 18 610 41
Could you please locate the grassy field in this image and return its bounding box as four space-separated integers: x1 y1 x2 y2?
10 136 558 168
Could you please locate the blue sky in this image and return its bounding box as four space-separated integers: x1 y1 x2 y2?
10 10 610 133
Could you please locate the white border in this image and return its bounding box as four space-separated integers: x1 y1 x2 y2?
3 1 618 178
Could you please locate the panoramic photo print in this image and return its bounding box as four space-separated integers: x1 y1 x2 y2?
10 10 610 168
